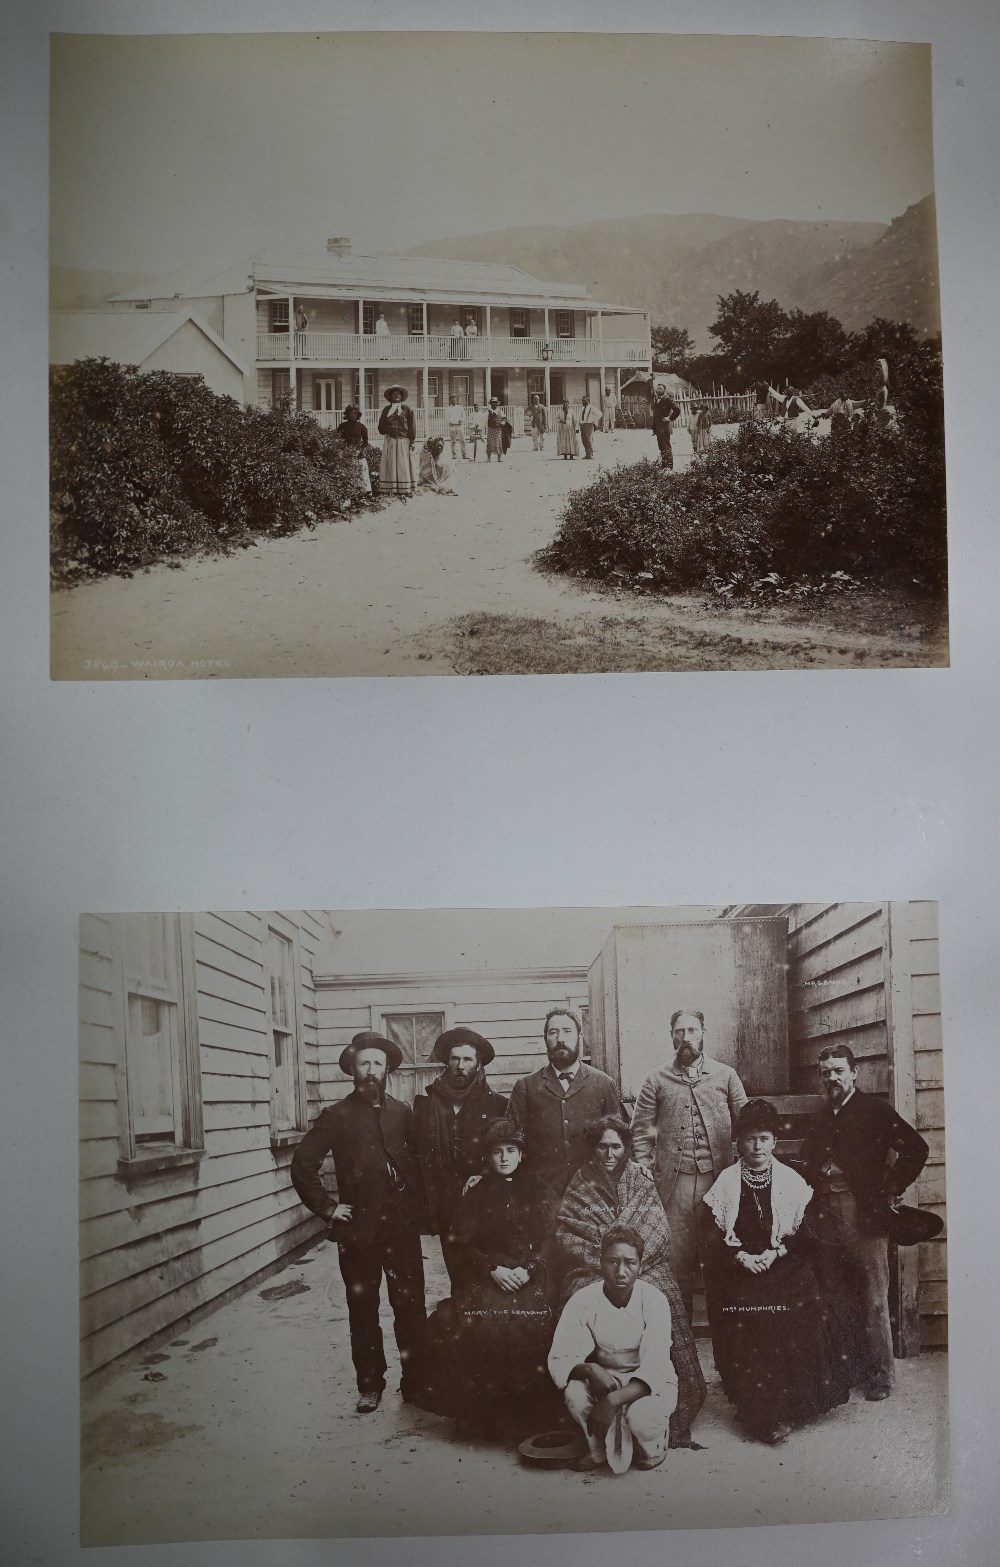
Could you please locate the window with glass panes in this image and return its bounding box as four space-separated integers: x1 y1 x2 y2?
408 305 425 335
362 303 378 335
381 1012 445 1102
119 914 201 1154
269 300 290 331
555 311 574 338
510 309 530 338
264 926 302 1135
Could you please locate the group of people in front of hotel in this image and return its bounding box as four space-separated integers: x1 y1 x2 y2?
291 1006 927 1475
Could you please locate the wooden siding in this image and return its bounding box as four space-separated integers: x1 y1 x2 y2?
140 319 244 401
79 912 328 1377
314 973 589 1108
787 902 946 1349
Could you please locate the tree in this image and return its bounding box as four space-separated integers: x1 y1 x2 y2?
709 291 790 385
779 309 851 387
651 325 695 374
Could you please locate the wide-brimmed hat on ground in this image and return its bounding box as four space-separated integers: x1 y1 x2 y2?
383 385 409 402
432 1027 495 1066
339 1030 403 1075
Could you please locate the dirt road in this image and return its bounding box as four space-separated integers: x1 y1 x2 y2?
51 429 946 679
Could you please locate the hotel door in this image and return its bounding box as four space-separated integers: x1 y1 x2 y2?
449 373 471 405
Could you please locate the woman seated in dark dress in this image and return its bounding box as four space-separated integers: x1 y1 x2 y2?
554 1115 707 1447
702 1099 850 1445
442 1118 557 1436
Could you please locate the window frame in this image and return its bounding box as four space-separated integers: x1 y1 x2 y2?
112 913 204 1174
262 915 309 1147
362 302 378 335
372 1002 455 1097
555 310 574 339
408 304 425 336
269 300 290 332
509 308 530 339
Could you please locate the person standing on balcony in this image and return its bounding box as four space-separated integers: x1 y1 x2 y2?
377 386 417 497
446 400 467 461
556 399 580 459
464 315 479 358
486 397 506 462
375 311 392 360
580 396 599 459
530 394 548 451
450 317 465 360
294 305 310 358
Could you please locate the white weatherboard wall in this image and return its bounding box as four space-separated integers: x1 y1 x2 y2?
78 911 328 1377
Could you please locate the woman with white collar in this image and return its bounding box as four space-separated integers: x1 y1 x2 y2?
702 1099 850 1445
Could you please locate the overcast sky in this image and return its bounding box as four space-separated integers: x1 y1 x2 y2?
51 31 934 276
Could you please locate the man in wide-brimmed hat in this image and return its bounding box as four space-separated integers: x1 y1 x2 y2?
413 1027 508 1282
290 1031 427 1413
799 1042 928 1402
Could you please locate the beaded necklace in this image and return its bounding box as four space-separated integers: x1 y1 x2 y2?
741 1161 772 1228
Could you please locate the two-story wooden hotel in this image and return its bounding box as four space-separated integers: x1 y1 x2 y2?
109 237 652 436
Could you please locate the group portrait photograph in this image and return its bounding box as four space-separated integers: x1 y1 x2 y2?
78 902 948 1544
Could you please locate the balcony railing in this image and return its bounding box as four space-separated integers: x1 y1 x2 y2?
258 331 650 366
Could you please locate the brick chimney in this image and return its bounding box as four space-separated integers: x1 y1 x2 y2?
326 237 351 257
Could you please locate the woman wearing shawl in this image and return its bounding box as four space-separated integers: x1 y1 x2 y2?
554 1114 707 1447
335 405 372 496
417 438 457 495
442 1119 558 1435
377 386 417 497
702 1099 850 1445
485 398 506 462
556 399 580 458
691 403 713 455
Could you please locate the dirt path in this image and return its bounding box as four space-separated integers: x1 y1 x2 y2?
81 1238 948 1546
51 429 946 678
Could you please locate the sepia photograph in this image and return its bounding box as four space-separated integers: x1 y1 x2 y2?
49 31 947 679
79 903 948 1545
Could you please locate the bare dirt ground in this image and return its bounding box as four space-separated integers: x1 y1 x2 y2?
51 428 948 679
80 1235 949 1546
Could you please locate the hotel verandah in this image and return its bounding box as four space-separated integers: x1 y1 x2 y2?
106 236 652 438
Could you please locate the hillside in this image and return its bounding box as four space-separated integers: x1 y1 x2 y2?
409 203 940 342
785 195 940 336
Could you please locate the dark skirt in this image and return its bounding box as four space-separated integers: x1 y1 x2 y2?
706 1249 850 1438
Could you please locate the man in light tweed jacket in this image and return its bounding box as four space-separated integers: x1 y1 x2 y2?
631 1009 748 1320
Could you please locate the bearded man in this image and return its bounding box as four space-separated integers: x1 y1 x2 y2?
290 1031 427 1414
414 1027 508 1282
508 1008 624 1197
631 1009 748 1320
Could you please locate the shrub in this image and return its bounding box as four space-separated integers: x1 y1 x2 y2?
540 393 947 598
50 359 368 580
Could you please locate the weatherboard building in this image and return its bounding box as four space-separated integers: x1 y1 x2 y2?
107 237 652 435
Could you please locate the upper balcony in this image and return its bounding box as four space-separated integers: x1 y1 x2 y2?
256 331 650 367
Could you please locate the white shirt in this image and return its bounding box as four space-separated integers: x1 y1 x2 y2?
447 405 464 423
451 323 464 336
464 321 478 336
548 1281 677 1401
550 1059 581 1092
374 317 390 335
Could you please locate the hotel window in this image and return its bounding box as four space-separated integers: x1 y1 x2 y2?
510 309 530 339
408 305 425 336
116 914 203 1163
377 1010 448 1105
362 302 378 335
269 300 290 332
555 311 574 339
527 372 545 402
263 922 306 1139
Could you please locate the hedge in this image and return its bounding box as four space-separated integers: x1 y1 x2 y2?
50 359 373 580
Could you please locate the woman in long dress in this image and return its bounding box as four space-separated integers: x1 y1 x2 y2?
335 404 372 496
443 1119 557 1435
556 399 579 458
554 1115 707 1447
485 398 506 462
376 386 417 497
702 1099 850 1445
691 403 713 455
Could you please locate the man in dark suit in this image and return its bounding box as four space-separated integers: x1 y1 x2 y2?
651 383 682 469
800 1042 928 1400
508 1008 624 1197
414 1027 508 1283
290 1031 427 1414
